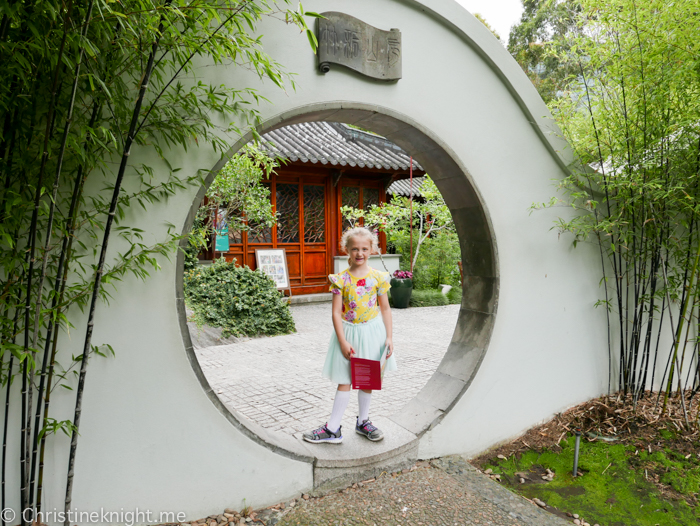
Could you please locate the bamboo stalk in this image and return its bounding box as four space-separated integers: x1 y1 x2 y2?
35 97 101 511
35 95 98 511
21 3 75 519
63 5 171 521
662 234 700 413
659 257 691 427
577 59 627 393
2 299 23 526
0 354 11 526
28 0 95 508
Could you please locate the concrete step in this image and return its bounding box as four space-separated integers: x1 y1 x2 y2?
292 417 419 495
289 293 332 305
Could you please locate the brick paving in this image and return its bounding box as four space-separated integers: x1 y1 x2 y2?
194 303 459 438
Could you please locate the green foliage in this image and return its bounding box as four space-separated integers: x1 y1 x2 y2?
390 230 461 290
408 289 448 308
184 244 201 272
446 285 462 305
185 258 296 338
485 437 700 525
508 0 582 103
194 145 280 252
537 0 700 400
341 176 459 287
473 13 501 42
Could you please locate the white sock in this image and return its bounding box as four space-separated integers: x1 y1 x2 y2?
327 390 351 433
358 390 372 423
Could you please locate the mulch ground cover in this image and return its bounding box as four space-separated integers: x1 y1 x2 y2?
470 391 700 526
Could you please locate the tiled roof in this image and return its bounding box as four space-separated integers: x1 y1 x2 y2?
261 122 425 172
387 176 426 197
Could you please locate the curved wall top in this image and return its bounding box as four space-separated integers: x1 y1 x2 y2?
16 0 609 520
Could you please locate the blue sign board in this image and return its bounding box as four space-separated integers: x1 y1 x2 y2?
215 210 229 252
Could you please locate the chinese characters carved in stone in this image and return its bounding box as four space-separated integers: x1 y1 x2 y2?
317 12 402 81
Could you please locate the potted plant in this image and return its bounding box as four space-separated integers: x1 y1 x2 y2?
390 270 413 308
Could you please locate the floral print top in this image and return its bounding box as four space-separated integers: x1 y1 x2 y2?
328 268 391 324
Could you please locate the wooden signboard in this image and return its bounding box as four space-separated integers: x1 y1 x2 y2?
255 248 292 298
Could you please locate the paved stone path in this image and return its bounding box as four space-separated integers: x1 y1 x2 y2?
180 456 571 526
195 303 459 438
274 456 570 526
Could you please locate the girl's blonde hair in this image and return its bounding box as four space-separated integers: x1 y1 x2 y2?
340 226 379 254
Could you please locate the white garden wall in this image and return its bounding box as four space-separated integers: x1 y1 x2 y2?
2 1 618 523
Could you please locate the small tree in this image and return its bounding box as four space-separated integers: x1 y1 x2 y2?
192 145 279 255
474 13 502 42
341 176 455 277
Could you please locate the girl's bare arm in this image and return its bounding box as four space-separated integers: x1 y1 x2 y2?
378 293 393 357
332 293 354 359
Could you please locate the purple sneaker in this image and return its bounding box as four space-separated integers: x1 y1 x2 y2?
355 418 384 441
303 423 343 444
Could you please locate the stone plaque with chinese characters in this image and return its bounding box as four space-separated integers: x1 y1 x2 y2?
317 12 401 81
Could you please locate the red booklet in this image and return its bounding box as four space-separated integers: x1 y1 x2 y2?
351 350 388 390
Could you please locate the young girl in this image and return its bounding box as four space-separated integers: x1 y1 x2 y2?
303 227 397 444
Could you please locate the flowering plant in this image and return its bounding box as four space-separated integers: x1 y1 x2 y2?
392 270 413 279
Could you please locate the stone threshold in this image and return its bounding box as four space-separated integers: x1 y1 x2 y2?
289 293 332 305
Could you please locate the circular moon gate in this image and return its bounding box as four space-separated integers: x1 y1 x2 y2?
5 2 611 518
177 104 499 480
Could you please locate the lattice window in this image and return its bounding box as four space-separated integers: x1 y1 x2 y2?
303 185 326 243
341 186 360 232
247 222 273 243
226 205 243 245
228 228 243 245
363 188 379 211
276 183 300 243
246 183 273 243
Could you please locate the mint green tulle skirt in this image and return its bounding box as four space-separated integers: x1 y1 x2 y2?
322 315 398 385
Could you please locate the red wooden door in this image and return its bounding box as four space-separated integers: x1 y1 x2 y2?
301 184 328 292
338 181 384 246
275 180 329 294
222 174 329 295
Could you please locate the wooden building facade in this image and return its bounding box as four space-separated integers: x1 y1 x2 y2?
204 122 425 295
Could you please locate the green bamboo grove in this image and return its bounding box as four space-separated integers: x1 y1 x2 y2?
0 2 316 525
544 0 700 416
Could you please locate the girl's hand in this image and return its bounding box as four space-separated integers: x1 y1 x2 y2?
385 338 394 358
341 341 355 360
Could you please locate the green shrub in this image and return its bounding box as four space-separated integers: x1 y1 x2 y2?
184 216 206 271
183 243 200 271
184 257 296 338
409 289 448 307
389 231 461 290
446 285 462 305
